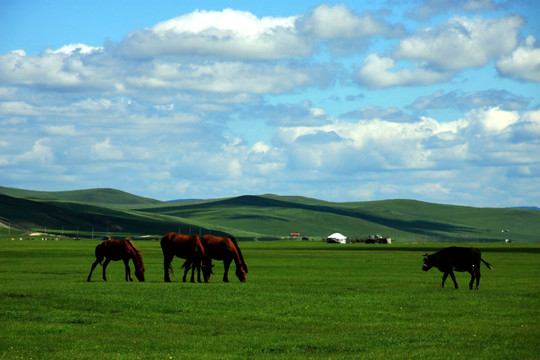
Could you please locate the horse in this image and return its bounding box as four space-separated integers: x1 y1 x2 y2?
184 235 247 282
87 238 145 282
160 232 207 283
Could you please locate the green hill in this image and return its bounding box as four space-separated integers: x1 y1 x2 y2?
0 193 210 238
0 186 163 209
1 187 538 243
138 194 539 243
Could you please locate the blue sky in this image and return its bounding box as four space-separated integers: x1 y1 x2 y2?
1 0 539 207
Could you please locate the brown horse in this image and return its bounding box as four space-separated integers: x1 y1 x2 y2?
160 232 207 283
87 239 145 282
185 235 247 282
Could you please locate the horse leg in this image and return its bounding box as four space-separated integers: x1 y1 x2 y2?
222 258 232 282
123 258 133 282
163 254 174 282
102 258 111 281
190 260 196 283
196 260 202 283
182 259 191 282
87 259 100 282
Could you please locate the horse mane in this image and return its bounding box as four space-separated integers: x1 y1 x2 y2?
124 239 145 271
227 235 247 273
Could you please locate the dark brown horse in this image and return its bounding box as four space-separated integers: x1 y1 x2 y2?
160 232 207 283
185 235 247 282
87 239 145 282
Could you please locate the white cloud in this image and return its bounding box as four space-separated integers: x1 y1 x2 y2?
298 3 403 39
510 109 540 142
126 61 329 94
412 182 451 197
16 139 54 165
273 106 538 179
406 0 502 20
0 101 39 116
46 43 102 55
396 15 524 71
91 138 124 160
408 89 531 111
496 35 540 82
356 53 450 88
43 124 81 136
0 46 114 91
118 9 309 60
466 106 519 134
0 50 82 88
1 4 538 206
250 141 271 155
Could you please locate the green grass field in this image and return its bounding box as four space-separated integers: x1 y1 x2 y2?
1 239 538 359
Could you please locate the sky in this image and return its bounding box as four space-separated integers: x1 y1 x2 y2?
1 0 539 207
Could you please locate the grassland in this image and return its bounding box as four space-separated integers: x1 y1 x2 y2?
1 239 538 359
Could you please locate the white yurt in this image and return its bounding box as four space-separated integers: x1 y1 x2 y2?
326 233 347 244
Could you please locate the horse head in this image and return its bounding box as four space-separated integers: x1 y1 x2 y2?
135 267 145 282
201 262 215 283
236 267 247 282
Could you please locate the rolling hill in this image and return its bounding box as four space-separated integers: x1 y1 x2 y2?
0 186 163 208
1 187 538 243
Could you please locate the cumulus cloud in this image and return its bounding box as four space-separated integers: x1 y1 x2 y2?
406 0 502 20
1 4 538 205
91 138 124 160
341 105 417 123
273 105 538 179
0 50 85 89
125 61 333 94
355 53 450 88
298 3 404 39
496 35 540 82
396 14 524 71
246 101 333 127
117 9 310 60
466 106 519 134
43 124 81 136
296 3 404 55
408 89 531 111
15 139 55 165
509 109 540 142
0 49 334 99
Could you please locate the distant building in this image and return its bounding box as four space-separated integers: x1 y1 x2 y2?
327 233 347 244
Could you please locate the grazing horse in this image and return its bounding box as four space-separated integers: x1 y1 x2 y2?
87 239 145 282
160 232 206 283
185 235 247 283
422 247 494 290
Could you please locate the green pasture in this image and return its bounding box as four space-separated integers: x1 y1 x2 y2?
0 239 538 359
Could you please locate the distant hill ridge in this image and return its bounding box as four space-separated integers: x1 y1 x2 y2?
1 186 539 243
0 186 163 207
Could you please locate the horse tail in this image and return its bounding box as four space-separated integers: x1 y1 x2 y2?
481 258 494 271
228 235 247 273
